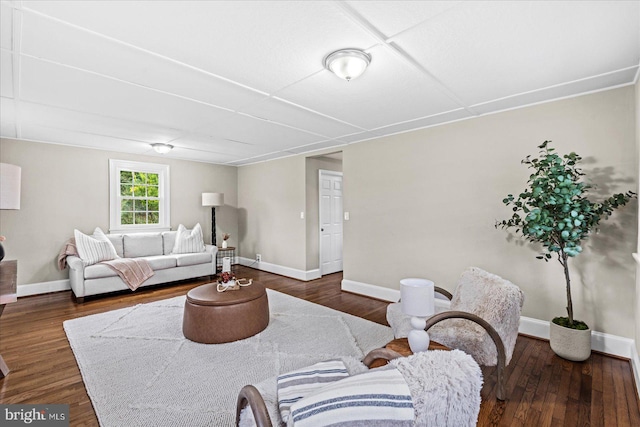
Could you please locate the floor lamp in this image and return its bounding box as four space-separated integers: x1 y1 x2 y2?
202 193 224 246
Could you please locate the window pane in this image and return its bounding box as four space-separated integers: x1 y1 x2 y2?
121 212 133 225
111 160 169 230
135 212 147 224
121 199 133 211
134 172 147 184
133 185 146 197
148 212 159 224
120 171 133 183
120 184 132 196
134 200 147 211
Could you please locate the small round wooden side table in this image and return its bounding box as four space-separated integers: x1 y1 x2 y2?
368 337 450 368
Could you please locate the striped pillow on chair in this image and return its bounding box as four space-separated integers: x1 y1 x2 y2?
288 367 414 427
277 359 349 423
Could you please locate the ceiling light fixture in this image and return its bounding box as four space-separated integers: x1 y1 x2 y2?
151 143 174 154
324 48 371 81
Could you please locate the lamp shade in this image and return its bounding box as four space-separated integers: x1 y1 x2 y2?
0 163 21 210
400 278 435 317
202 192 224 207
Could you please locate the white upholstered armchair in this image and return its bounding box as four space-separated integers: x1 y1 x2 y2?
237 348 483 427
386 267 525 400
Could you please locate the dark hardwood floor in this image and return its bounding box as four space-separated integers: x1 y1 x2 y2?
1 266 639 426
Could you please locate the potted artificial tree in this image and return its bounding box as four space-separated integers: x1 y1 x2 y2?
497 141 635 361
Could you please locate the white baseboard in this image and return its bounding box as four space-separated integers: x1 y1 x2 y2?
18 279 70 297
236 257 321 281
341 279 400 302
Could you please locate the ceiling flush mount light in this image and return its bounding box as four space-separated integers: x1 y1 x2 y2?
324 48 371 81
151 143 173 154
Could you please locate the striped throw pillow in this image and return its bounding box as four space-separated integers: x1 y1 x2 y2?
171 223 206 254
288 367 414 427
74 228 119 266
277 360 349 423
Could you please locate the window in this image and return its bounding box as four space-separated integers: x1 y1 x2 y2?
109 160 170 233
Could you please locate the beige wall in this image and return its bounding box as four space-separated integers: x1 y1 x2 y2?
1 85 637 340
342 86 637 338
0 138 237 285
305 156 343 270
237 155 306 270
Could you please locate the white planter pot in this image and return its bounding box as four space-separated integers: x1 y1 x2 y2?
549 320 592 361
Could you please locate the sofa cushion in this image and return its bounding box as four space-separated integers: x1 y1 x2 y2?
107 234 124 257
84 255 176 279
171 223 206 254
162 231 177 255
84 263 118 279
123 233 163 258
143 255 177 270
75 228 119 266
173 252 212 267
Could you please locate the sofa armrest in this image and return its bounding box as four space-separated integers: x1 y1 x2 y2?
204 245 218 275
205 244 218 256
66 255 85 271
66 255 86 298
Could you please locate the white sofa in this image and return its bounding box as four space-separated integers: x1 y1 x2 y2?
67 231 217 302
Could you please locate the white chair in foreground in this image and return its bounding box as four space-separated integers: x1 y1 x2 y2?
236 348 483 427
387 266 525 400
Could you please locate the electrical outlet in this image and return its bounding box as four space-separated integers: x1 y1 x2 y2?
256 254 262 262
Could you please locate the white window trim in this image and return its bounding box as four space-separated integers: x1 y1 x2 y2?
109 159 171 233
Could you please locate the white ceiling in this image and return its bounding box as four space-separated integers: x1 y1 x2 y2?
1 1 638 166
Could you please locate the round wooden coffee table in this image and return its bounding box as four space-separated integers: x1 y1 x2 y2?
368 337 450 368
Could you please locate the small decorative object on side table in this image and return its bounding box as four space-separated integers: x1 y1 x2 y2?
0 259 18 378
400 278 435 353
368 337 450 369
216 246 235 274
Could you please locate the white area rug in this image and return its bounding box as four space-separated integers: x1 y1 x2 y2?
64 289 394 427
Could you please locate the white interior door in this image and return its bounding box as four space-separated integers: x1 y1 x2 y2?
319 170 343 275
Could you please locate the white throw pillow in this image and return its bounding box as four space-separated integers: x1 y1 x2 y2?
171 223 206 254
287 367 414 427
74 227 119 265
277 360 349 423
